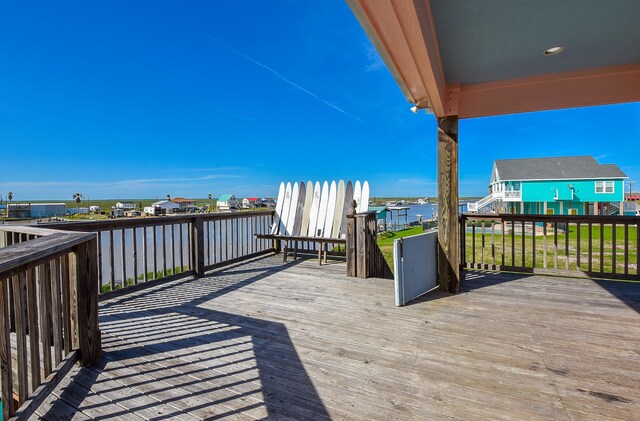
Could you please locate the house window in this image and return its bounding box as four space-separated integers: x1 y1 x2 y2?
595 181 614 194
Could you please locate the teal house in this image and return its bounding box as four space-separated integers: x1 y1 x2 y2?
469 156 627 215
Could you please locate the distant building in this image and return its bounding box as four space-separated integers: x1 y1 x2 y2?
469 156 627 215
242 197 261 209
89 205 100 213
7 203 66 218
145 200 180 215
115 202 136 210
261 198 276 208
217 194 239 211
172 197 197 212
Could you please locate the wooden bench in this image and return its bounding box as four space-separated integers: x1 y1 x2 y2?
256 233 346 264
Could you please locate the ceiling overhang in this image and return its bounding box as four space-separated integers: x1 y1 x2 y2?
346 0 640 119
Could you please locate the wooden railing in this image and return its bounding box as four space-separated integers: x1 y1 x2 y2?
38 211 274 295
0 226 100 420
461 213 640 280
346 210 393 279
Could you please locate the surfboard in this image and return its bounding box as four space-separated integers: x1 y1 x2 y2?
353 180 362 213
323 181 337 238
292 181 306 236
359 181 370 212
331 180 346 238
300 180 313 236
307 181 322 237
271 182 285 234
339 180 354 237
315 181 329 237
285 182 299 236
279 182 292 235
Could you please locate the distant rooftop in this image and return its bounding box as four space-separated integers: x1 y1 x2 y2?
494 156 627 181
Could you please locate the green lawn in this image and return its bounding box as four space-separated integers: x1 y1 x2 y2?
465 222 638 276
377 226 424 273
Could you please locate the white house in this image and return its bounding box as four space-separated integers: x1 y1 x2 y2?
217 194 239 211
144 200 179 216
116 202 136 210
242 197 261 209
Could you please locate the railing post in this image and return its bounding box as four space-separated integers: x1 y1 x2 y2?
346 200 357 277
192 216 205 277
70 236 101 365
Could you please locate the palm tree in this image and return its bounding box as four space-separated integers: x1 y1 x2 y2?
73 193 82 214
6 192 12 218
167 194 171 201
208 194 213 212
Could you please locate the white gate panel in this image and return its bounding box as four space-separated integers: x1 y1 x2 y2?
394 231 438 306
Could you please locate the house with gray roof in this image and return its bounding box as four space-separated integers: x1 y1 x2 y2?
469 156 627 215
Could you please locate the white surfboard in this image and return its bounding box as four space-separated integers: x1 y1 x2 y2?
339 180 354 237
292 181 306 236
285 182 299 235
271 182 285 234
331 180 346 238
359 181 370 213
278 182 292 235
300 180 314 236
315 181 329 237
323 181 337 238
353 181 362 213
307 182 322 237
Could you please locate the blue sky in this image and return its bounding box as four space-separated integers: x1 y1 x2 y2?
1 1 639 201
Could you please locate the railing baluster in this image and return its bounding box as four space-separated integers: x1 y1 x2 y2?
38 263 52 376
501 220 505 267
133 227 138 284
521 220 525 268
120 228 126 287
143 226 148 283
576 222 581 270
50 259 64 366
236 217 240 258
97 230 103 285
543 222 547 269
637 221 640 280
553 221 558 270
491 221 495 268
153 225 158 279
171 223 176 273
565 221 569 270
612 223 617 274
624 223 629 276
600 222 604 274
1 277 14 419
471 221 476 268
109 229 115 291
532 220 536 269
26 268 41 391
511 220 515 267
61 254 72 354
481 221 485 268
180 223 185 272
588 223 593 273
12 273 28 405
162 224 167 276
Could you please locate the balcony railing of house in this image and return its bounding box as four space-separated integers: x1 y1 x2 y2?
461 213 640 281
503 190 521 200
0 225 100 420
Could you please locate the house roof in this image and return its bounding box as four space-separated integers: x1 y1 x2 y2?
151 200 179 206
494 156 627 181
171 197 195 203
243 197 260 201
347 1 640 118
218 194 235 202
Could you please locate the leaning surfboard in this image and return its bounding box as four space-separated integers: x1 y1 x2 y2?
353 180 362 213
307 181 322 237
359 181 370 213
285 182 299 236
339 180 354 237
331 180 346 239
323 181 337 238
279 182 293 235
315 181 330 237
292 181 306 236
271 182 285 234
300 180 314 237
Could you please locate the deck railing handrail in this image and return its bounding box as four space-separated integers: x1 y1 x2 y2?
460 213 640 281
0 226 99 420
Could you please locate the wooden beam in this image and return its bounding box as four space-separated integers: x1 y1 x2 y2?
346 0 447 116
437 116 460 293
458 63 640 119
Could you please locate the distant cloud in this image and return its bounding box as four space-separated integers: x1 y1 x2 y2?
364 42 384 72
595 153 614 161
209 36 364 123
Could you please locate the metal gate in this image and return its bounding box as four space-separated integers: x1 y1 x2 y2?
393 231 438 306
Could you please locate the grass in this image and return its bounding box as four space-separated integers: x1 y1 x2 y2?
100 265 190 293
465 222 638 276
377 226 424 273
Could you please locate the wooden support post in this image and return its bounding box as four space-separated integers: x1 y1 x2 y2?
437 116 460 293
192 217 205 277
346 200 357 277
70 237 101 365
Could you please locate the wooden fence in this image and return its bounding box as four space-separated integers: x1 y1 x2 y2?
0 226 100 420
346 210 393 279
38 211 274 295
460 213 640 280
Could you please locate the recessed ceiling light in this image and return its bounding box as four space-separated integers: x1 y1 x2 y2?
543 46 565 56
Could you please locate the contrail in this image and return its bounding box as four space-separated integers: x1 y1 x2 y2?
210 36 364 122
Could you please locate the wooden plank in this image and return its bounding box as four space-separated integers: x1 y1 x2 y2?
531 221 536 268
1 277 15 419
26 268 41 391
491 222 495 267
97 230 103 285
437 116 459 293
121 228 126 286
133 226 138 284
637 222 640 280
599 223 604 274
109 229 115 290
588 223 593 273
553 222 558 270
510 220 515 267
471 222 476 265
346 202 357 277
179 223 185 272
576 222 581 270
162 224 167 276
623 223 628 276
543 223 547 269
153 225 158 279
38 264 53 377
61 254 72 354
12 273 28 405
50 258 64 366
170 223 176 273
565 222 569 271
612 223 617 274
192 218 205 277
521 220 525 268
142 226 149 283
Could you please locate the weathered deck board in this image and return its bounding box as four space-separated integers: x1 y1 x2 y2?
28 256 640 420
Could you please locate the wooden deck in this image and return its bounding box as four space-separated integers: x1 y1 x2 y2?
29 255 640 420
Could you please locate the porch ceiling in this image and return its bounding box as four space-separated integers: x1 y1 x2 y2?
346 0 640 118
